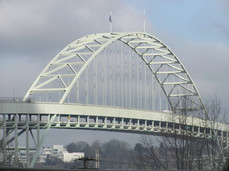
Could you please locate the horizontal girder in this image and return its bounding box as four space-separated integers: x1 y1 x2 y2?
0 102 228 139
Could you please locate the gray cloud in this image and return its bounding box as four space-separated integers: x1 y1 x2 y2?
0 0 145 97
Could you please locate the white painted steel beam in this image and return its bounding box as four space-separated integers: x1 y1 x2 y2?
22 32 208 120
0 102 228 132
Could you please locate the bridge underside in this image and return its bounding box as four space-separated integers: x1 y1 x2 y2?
0 102 228 135
0 104 229 168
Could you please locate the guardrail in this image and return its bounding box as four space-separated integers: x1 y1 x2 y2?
0 97 32 103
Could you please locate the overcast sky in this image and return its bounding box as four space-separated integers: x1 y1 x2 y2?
0 0 228 146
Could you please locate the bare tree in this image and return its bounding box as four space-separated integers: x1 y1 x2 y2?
133 96 204 169
205 95 227 170
132 136 169 170
133 95 227 170
163 96 199 169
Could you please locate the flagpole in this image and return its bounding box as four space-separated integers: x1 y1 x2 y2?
109 11 112 32
143 9 146 32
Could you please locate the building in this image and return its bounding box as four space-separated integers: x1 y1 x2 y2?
39 145 84 163
62 151 84 163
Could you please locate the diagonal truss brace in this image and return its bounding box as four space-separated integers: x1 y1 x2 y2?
29 114 57 168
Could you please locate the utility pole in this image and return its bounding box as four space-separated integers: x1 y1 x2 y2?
95 150 100 169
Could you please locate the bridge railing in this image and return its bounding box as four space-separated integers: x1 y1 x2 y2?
0 97 32 103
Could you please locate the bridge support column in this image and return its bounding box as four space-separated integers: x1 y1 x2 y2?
159 121 161 132
29 114 57 168
67 115 70 127
14 114 19 167
119 118 124 129
103 117 107 128
37 114 40 149
128 119 132 130
151 121 154 131
76 115 80 127
137 120 140 130
192 124 194 133
2 113 7 166
112 118 115 128
56 114 60 127
86 116 89 127
144 120 147 130
95 116 98 128
26 114 29 167
198 126 200 137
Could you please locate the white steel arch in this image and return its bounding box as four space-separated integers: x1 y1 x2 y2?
23 32 207 119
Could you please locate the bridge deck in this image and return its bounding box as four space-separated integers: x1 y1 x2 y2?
0 102 228 141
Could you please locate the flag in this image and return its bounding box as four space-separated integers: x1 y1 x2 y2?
109 14 112 23
109 11 112 32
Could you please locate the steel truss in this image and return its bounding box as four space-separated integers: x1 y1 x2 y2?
23 32 208 119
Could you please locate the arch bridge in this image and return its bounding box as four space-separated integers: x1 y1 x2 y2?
0 32 228 168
